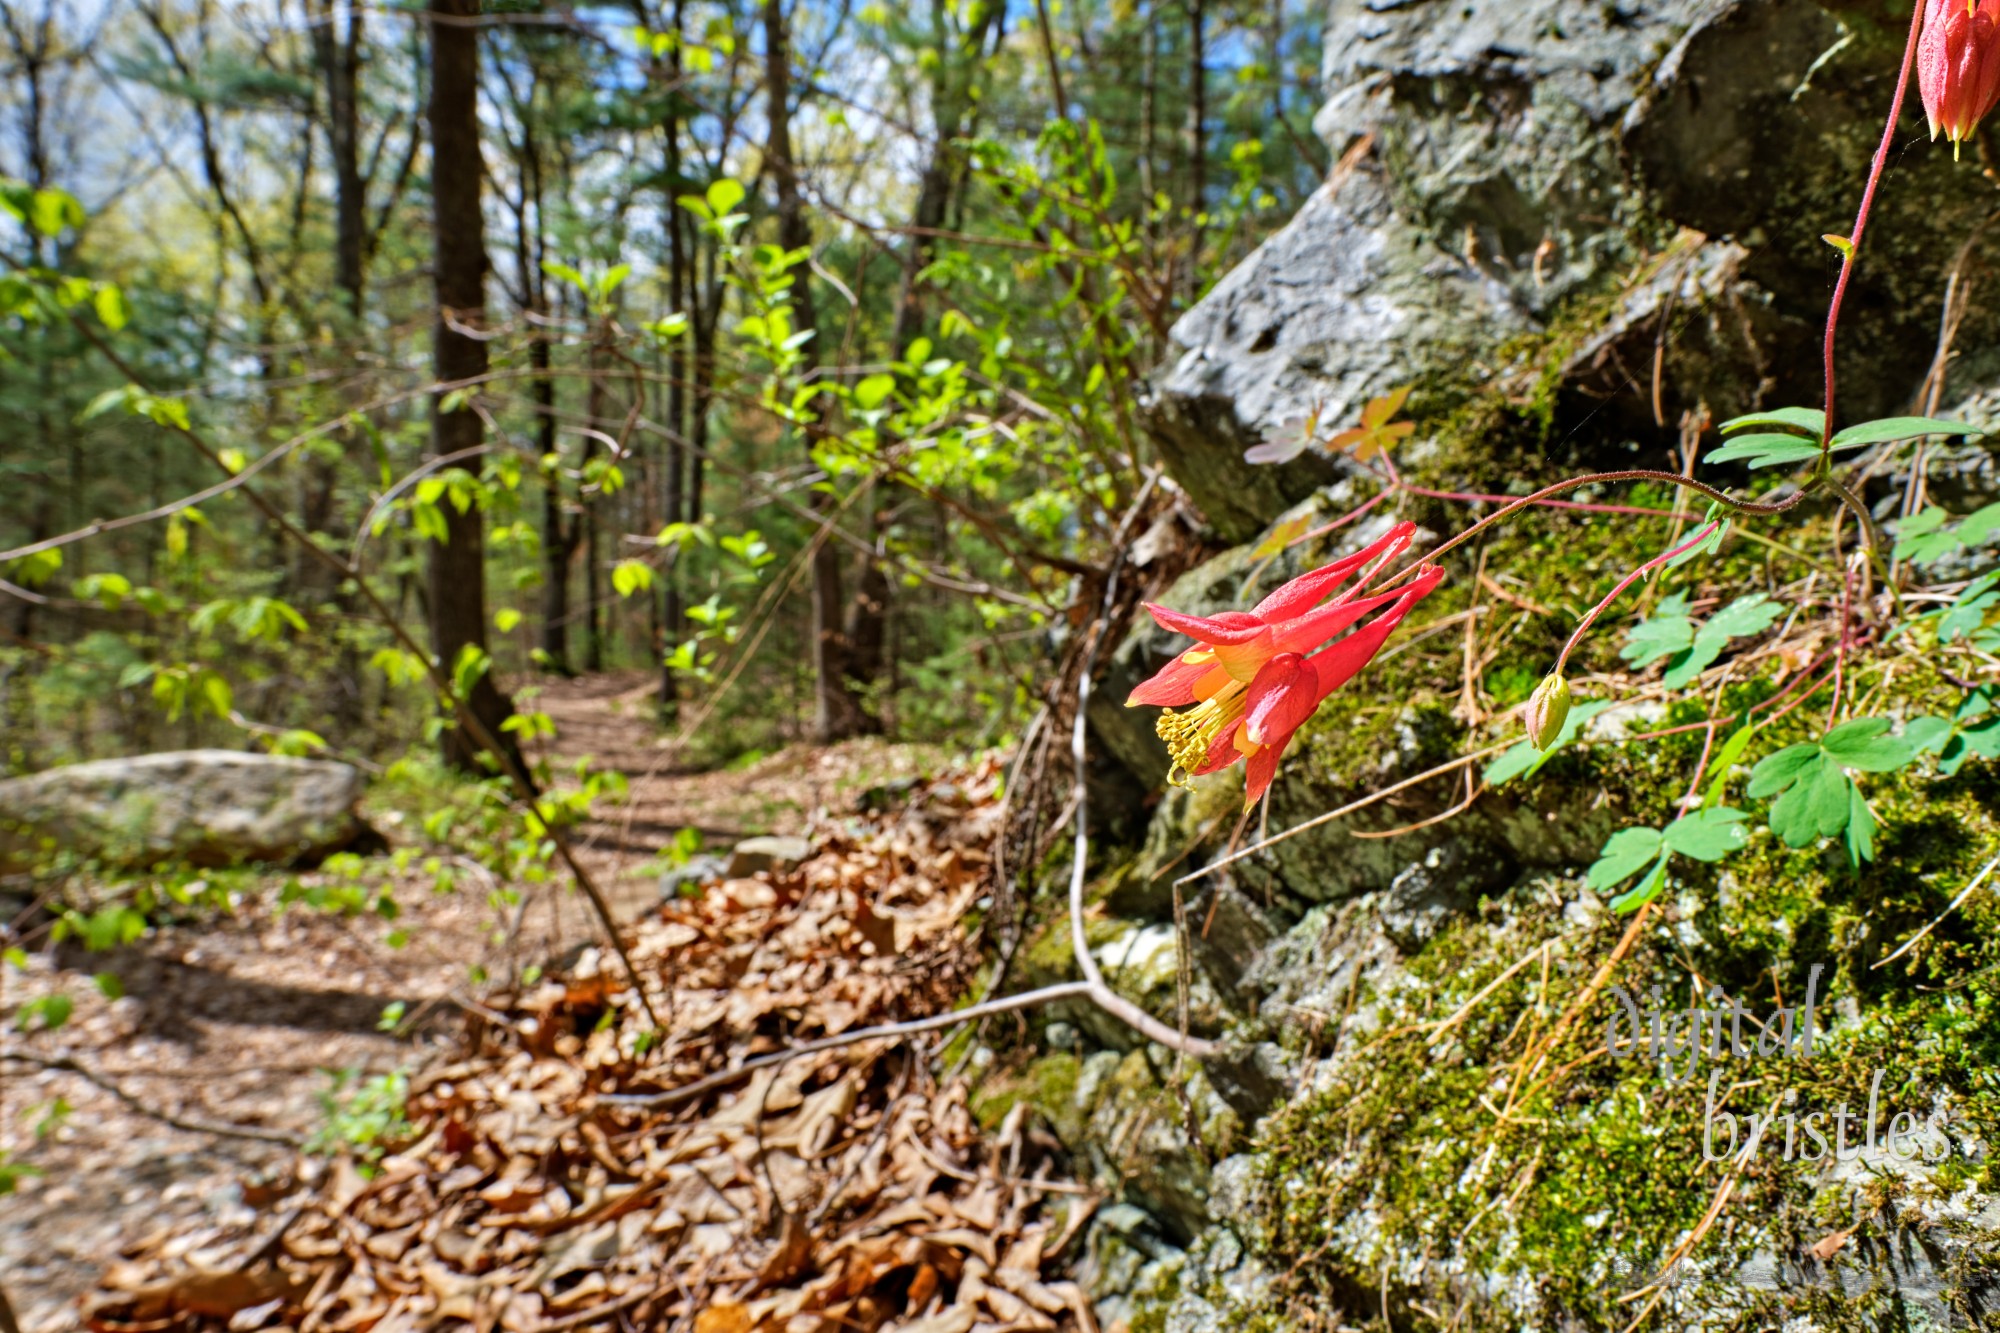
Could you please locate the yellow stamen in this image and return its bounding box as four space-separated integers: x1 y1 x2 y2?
1157 686 1247 788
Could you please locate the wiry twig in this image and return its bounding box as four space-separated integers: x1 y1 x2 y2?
1871 852 2000 970
1 1051 305 1147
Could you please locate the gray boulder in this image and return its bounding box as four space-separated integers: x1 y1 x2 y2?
724 834 814 878
0 750 369 872
1147 0 2000 540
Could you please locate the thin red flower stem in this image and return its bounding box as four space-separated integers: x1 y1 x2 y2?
1683 719 1719 807
1380 469 1803 591
1555 522 1719 675
1764 664 1842 730
1396 481 1677 519
1618 643 1844 745
1820 0 1929 446
1284 486 1390 549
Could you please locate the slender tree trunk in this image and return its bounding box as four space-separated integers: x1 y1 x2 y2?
764 0 863 742
582 347 605 674
426 0 516 770
1140 0 1156 235
659 4 688 717
1183 0 1206 290
535 338 578 675
311 0 365 316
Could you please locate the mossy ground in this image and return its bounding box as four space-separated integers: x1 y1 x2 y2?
1243 655 2000 1329
1098 439 2000 1325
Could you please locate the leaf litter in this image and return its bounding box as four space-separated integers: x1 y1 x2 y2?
83 761 1098 1333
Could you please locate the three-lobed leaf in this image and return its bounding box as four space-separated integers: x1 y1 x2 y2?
1587 827 1663 890
1819 717 1917 771
1718 406 1824 437
1828 416 1976 447
1705 433 1823 469
1661 806 1749 861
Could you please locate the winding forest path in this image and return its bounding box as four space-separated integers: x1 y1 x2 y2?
0 673 961 1333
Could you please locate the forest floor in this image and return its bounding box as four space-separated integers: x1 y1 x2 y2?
1 673 1074 1333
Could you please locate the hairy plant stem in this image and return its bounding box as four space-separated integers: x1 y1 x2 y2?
1819 0 1929 449
1382 468 1805 591
1553 521 1719 676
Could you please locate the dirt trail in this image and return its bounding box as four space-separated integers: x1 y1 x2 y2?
0 674 953 1333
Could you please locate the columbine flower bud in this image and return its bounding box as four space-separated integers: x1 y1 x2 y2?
1920 0 2000 156
1524 673 1572 752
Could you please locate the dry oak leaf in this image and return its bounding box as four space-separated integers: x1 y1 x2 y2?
696 1302 757 1333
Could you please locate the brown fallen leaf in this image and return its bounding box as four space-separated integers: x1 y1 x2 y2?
758 1214 815 1289
1809 1223 1860 1262
696 1302 756 1333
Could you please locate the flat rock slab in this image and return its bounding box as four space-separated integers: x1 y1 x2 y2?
725 835 814 878
0 750 368 872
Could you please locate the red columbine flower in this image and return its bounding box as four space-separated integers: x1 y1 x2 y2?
1127 521 1446 809
1920 0 2000 155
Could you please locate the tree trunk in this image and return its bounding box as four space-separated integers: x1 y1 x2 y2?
764 0 865 743
426 0 516 772
1183 0 1206 290
311 0 365 315
659 4 688 718
536 338 578 675
582 349 606 674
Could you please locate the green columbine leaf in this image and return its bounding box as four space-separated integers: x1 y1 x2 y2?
1747 742 1824 799
1941 714 2000 777
1621 613 1695 668
1845 784 1877 866
1905 715 1955 755
1661 806 1750 861
1896 507 1951 540
1718 406 1825 437
1702 725 1758 807
1654 594 1783 690
1667 504 1731 569
1887 503 2000 564
1704 434 1824 469
1939 575 2000 642
1588 826 1666 891
1828 416 1977 448
1819 717 1917 772
1767 754 1853 848
1959 502 2000 545
1609 854 1672 914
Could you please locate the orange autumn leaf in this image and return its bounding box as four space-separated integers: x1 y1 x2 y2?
1326 385 1416 461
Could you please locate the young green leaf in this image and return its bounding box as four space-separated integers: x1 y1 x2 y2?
1845 784 1877 866
1587 826 1665 890
1904 715 1954 755
1747 742 1824 799
1704 433 1824 469
1819 717 1916 772
1767 755 1853 848
1621 610 1695 667
1828 416 1976 448
1718 406 1824 437
1702 725 1757 807
1661 806 1749 861
1609 854 1672 914
1631 593 1783 690
1667 504 1731 568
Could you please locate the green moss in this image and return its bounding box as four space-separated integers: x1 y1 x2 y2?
970 1051 1081 1134
1223 654 2000 1327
